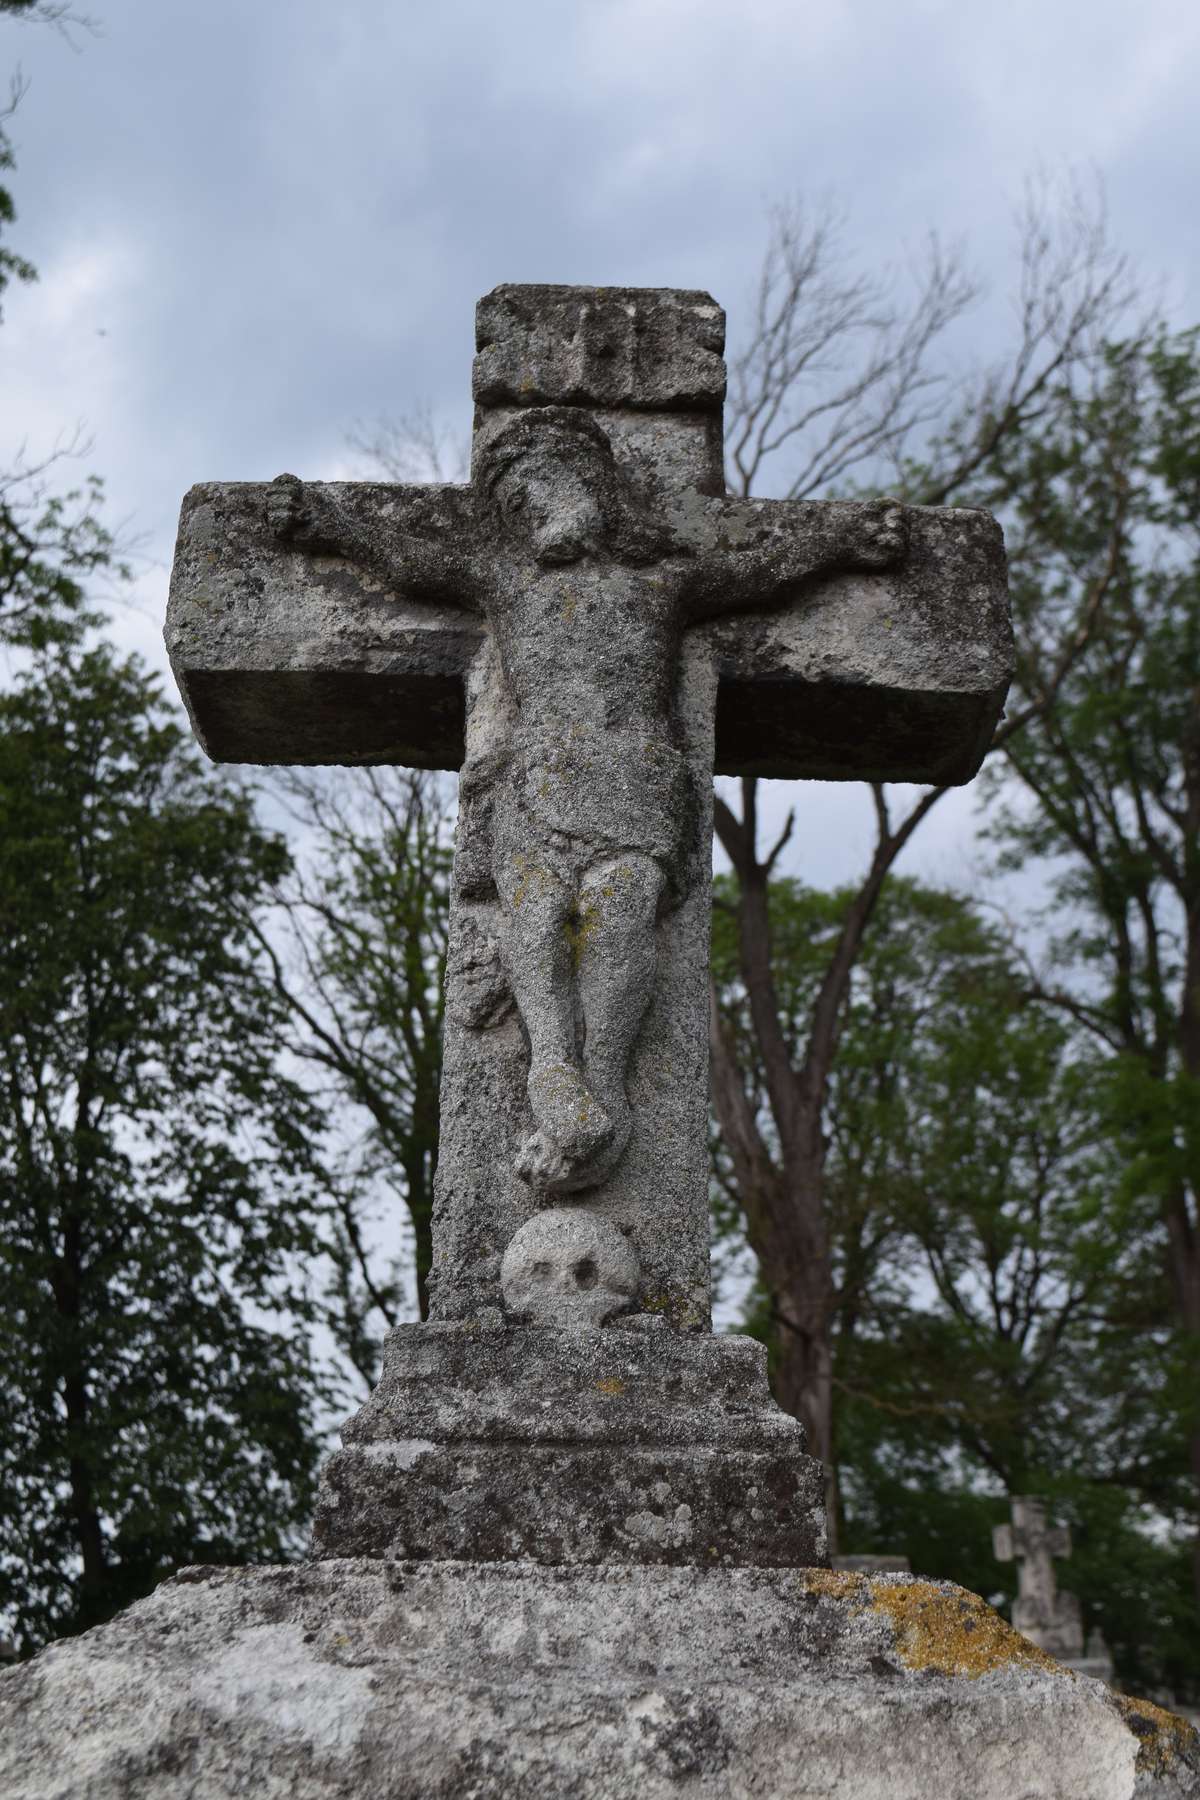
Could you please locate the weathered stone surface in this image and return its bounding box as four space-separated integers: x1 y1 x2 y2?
311 1324 827 1568
334 1321 807 1449
472 283 728 414
165 483 1007 785
165 283 1011 1336
499 1208 641 1326
313 1441 826 1567
4 1560 1196 1799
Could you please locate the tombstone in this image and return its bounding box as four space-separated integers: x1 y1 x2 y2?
994 1495 1114 1679
993 1496 1083 1659
5 288 1196 1798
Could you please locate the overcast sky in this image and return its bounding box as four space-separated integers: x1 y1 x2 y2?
3 0 1198 892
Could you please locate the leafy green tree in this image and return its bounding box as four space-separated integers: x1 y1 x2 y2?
978 327 1200 1600
0 456 122 649
0 640 334 1651
711 878 1115 1473
715 872 1200 1694
254 768 453 1385
709 182 1135 1504
1 1 92 312
0 3 38 311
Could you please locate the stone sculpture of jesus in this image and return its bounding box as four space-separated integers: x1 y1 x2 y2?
267 406 907 1197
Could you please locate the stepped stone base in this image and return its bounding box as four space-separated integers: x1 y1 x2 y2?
2 1559 1197 1799
311 1322 828 1568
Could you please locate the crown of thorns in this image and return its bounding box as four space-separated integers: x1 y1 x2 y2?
478 406 616 494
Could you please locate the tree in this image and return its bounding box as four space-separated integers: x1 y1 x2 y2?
715 872 1200 1695
712 877 1115 1487
979 326 1200 1600
1 1 96 313
1 0 122 655
0 639 334 1650
709 181 1137 1522
0 453 122 650
254 768 454 1386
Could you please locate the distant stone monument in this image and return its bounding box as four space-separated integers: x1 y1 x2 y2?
1 287 1195 1798
995 1496 1114 1680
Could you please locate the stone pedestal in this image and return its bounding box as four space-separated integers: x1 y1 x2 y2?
311 1324 827 1569
3 1560 1197 1799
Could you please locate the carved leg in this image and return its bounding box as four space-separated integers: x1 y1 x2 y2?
494 854 614 1191
573 853 665 1186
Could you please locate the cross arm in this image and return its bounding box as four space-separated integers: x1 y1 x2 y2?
674 494 1011 787
678 496 908 622
165 480 485 768
265 475 479 607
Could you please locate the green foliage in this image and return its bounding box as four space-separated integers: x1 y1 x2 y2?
976 328 1200 1576
261 768 453 1382
714 871 1200 1696
0 461 124 648
0 1 50 312
0 640 335 1650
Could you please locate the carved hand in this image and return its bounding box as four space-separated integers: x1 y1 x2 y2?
845 497 908 570
265 472 315 543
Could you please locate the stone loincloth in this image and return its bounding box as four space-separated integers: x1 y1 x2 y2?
473 725 697 910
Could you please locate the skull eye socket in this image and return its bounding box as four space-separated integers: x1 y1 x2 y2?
530 1260 552 1281
573 1256 598 1290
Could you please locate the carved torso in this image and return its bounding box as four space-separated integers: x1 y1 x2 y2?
481 556 688 748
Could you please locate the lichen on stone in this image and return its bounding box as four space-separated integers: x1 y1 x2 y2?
1111 1690 1200 1778
800 1569 865 1602
866 1578 1066 1681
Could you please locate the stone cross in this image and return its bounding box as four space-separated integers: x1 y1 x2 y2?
166 284 1010 1334
993 1495 1084 1658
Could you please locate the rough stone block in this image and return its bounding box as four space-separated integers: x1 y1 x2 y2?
3 1560 1195 1798
472 284 728 414
311 1324 827 1569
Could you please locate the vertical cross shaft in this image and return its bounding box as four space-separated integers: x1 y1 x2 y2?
430 286 730 1330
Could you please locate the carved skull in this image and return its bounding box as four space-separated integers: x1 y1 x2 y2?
501 1207 639 1329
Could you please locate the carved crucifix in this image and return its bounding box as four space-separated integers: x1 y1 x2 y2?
167 284 1010 1333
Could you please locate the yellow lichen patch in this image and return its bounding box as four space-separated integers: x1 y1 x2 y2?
1111 1691 1199 1777
867 1580 1066 1682
800 1569 867 1602
510 855 556 910
594 1377 625 1397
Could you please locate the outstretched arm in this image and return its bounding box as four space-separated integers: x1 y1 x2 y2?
681 496 908 621
265 474 480 610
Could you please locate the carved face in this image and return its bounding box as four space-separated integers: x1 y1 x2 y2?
500 1207 639 1328
492 455 606 567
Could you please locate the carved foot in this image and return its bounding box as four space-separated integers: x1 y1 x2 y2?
518 1061 614 1193
567 1081 633 1190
